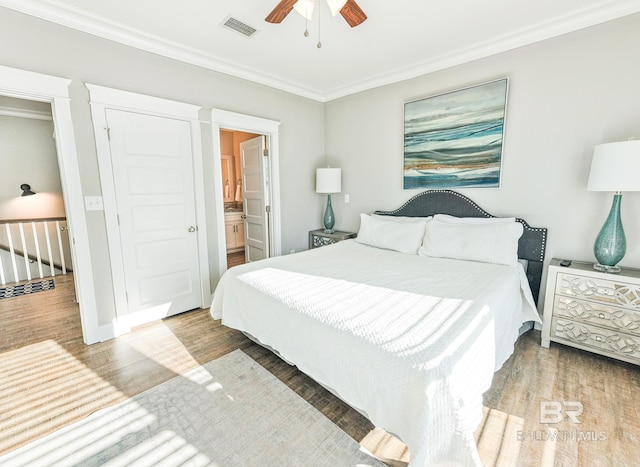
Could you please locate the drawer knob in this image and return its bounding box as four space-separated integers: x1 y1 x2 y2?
598 313 606 319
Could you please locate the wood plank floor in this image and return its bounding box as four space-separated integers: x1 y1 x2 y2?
227 250 245 268
1 274 639 466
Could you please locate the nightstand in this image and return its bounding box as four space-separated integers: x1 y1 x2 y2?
308 229 357 249
541 258 640 365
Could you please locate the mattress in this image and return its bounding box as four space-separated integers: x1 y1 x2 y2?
211 240 540 466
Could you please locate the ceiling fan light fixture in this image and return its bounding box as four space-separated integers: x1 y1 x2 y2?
326 0 348 16
293 0 315 21
266 0 366 28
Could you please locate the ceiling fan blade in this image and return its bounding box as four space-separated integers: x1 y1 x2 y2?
340 0 367 27
265 0 299 23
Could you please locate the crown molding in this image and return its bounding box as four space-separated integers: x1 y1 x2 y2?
0 105 52 120
0 0 325 101
323 1 640 101
1 0 638 103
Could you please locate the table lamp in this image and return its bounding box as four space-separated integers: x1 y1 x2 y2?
587 140 640 272
316 167 341 233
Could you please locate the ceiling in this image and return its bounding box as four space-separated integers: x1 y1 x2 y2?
2 0 639 102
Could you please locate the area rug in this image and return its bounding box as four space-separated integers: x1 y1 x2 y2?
0 349 385 467
0 278 54 299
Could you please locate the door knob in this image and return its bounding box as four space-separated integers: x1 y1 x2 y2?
241 214 247 219
188 226 196 232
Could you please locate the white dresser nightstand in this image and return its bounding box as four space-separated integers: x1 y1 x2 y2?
541 258 640 365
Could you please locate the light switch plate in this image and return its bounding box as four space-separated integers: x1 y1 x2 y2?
84 196 104 211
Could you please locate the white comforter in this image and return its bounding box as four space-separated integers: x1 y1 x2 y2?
211 240 540 466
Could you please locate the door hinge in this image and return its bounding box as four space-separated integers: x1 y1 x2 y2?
266 205 271 213
125 292 129 303
117 214 120 225
105 127 111 141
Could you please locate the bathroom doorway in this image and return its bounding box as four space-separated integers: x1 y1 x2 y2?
219 129 259 268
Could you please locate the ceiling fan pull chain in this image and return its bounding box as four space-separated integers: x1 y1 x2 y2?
317 6 322 48
304 2 309 37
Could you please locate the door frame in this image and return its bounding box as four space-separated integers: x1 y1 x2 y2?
87 84 210 335
210 109 281 277
0 65 101 343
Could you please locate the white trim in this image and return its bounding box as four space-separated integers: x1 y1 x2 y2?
1 0 638 102
87 84 210 337
0 105 52 120
323 1 640 101
190 115 213 307
210 109 281 291
86 83 201 119
87 102 128 338
0 64 101 344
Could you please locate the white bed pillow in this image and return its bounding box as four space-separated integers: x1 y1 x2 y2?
419 219 524 266
371 213 433 223
356 213 427 254
433 214 516 224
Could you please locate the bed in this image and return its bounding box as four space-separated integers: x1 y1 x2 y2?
211 189 547 466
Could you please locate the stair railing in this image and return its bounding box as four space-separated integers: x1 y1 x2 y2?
0 217 71 285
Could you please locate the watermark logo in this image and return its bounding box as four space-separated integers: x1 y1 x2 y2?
515 400 607 443
539 401 583 424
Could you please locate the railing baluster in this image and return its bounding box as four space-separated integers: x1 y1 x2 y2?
0 217 69 285
32 222 44 279
44 221 55 277
0 250 5 286
19 222 32 281
6 224 19 283
55 221 66 274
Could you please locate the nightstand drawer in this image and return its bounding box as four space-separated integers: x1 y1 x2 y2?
312 235 338 248
553 296 640 336
551 317 640 363
555 272 640 311
308 229 357 249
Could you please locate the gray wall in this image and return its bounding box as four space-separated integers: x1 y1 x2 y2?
1 6 638 325
0 112 65 220
0 8 324 326
324 13 640 307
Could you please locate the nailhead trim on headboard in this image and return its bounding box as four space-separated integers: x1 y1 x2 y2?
373 189 548 302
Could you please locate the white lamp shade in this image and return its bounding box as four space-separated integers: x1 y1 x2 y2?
326 0 348 16
587 140 640 192
293 0 315 20
294 0 347 19
316 167 341 193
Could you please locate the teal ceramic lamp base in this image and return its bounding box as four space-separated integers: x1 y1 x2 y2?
323 194 335 233
593 193 626 273
594 263 622 273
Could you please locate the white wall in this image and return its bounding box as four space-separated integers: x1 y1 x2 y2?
0 113 65 220
324 14 640 307
0 7 324 327
1 6 638 328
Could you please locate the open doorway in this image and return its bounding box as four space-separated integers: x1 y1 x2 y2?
211 109 281 281
0 96 73 293
219 129 259 268
0 64 99 344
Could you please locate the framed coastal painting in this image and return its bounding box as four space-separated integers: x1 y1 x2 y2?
403 78 509 189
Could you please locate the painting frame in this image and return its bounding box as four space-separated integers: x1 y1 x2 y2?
403 78 509 190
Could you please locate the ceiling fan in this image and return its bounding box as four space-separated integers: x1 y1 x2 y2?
265 0 367 28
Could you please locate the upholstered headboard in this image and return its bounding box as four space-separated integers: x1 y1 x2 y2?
374 190 548 304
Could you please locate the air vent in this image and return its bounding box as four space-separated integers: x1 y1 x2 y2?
221 15 258 38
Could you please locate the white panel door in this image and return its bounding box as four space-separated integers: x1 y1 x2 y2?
240 136 269 262
106 109 201 326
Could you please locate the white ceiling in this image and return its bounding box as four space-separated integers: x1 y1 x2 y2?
2 0 639 102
